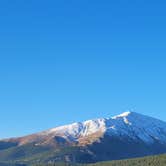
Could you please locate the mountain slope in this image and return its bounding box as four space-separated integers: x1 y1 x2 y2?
30 154 166 166
0 112 166 164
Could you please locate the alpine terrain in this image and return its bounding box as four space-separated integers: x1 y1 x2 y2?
0 112 166 165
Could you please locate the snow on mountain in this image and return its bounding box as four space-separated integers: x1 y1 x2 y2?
46 118 106 141
106 112 166 143
37 111 166 144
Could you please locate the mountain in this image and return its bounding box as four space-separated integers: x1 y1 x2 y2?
0 112 166 165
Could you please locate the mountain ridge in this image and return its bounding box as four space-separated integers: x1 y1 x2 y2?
0 111 166 164
4 111 166 145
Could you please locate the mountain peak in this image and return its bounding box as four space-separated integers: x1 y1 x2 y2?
112 111 135 119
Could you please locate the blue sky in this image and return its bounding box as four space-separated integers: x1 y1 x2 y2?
0 0 166 138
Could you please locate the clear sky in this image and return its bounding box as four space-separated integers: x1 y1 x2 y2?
0 0 166 138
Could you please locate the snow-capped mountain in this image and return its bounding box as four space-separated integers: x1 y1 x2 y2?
45 111 166 143
0 112 166 164
11 111 166 145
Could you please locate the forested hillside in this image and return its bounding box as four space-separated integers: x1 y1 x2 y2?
31 154 166 166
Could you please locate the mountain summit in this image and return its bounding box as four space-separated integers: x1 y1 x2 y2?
0 112 166 164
